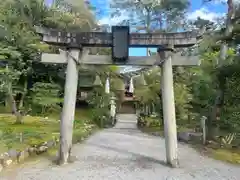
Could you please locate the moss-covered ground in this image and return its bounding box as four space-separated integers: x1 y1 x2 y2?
0 108 97 155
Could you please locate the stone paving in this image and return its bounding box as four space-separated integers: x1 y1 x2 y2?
1 114 239 180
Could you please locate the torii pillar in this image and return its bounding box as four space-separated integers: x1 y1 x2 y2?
159 47 179 167
58 49 80 164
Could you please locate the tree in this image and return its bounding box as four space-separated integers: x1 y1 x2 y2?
0 0 51 123
30 82 63 115
185 0 240 140
202 0 235 139
51 0 96 30
110 0 189 31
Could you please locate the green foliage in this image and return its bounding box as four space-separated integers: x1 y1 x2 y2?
220 74 240 132
134 66 193 124
174 81 192 122
86 87 111 127
30 82 63 114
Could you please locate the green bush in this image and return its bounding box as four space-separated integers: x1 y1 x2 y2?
137 113 161 128
90 108 110 128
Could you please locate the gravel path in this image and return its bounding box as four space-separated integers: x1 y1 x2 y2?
1 114 239 180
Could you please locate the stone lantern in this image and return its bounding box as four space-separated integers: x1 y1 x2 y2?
93 74 102 87
139 73 147 86
110 95 117 126
79 70 95 91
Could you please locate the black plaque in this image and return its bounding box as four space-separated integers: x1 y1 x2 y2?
112 26 129 63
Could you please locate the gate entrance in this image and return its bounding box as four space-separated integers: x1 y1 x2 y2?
119 101 136 114
35 25 200 167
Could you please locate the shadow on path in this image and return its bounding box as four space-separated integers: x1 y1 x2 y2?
87 142 168 167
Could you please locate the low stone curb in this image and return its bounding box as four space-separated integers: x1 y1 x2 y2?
0 124 97 173
139 127 203 143
0 137 59 172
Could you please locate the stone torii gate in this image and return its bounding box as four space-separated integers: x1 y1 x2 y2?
35 26 200 167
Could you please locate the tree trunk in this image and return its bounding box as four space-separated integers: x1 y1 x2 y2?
147 104 150 115
152 102 155 114
7 82 24 124
18 95 24 110
159 13 163 30
18 79 27 110
4 97 11 112
10 93 23 124
209 0 234 140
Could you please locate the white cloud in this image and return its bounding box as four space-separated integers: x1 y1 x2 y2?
98 13 128 25
97 0 130 26
187 7 225 22
214 0 239 4
203 0 239 7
